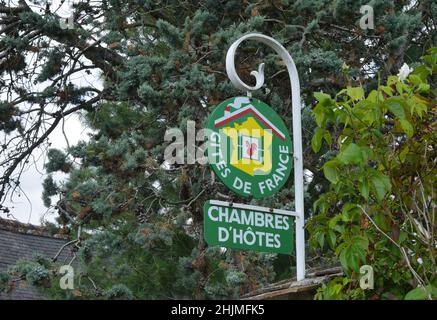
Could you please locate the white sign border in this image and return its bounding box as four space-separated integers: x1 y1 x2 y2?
209 200 298 218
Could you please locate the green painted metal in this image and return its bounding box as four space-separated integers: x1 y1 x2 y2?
206 96 293 198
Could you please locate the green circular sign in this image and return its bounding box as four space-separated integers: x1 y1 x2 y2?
207 96 293 199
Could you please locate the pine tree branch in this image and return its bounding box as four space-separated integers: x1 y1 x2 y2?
0 95 101 205
0 2 123 81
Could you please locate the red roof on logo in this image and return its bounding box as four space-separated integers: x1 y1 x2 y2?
214 105 286 141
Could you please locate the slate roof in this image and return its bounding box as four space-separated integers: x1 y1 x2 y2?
0 218 73 300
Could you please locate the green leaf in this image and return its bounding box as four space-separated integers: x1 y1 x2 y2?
367 89 382 102
400 119 414 138
387 75 398 86
398 231 408 244
327 230 336 249
399 146 409 163
396 82 405 94
314 92 332 105
404 286 431 300
337 143 364 165
385 97 406 120
374 213 389 231
323 160 340 184
380 86 393 97
346 86 364 101
313 196 329 214
313 104 326 127
408 74 422 86
338 245 349 271
339 241 365 273
418 83 430 93
311 127 324 152
359 178 369 200
323 131 332 145
371 172 391 202
338 236 369 272
353 235 369 253
412 65 432 81
406 285 437 300
409 96 428 117
342 204 361 222
328 215 342 229
317 232 325 248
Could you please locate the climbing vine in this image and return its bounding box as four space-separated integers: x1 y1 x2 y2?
309 48 436 300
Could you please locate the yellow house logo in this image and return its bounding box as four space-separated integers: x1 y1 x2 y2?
223 117 272 176
213 100 286 176
207 97 292 199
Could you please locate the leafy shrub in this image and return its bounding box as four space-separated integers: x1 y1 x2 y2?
309 48 436 300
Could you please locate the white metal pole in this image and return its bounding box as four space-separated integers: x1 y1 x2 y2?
225 33 305 281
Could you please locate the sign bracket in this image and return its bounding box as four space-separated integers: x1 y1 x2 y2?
225 33 306 281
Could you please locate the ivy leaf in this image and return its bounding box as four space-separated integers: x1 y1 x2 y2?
323 131 332 144
399 146 409 163
359 178 369 200
371 172 391 202
385 97 406 120
338 236 368 272
327 230 337 249
317 232 325 248
337 143 364 165
410 96 428 117
400 119 414 137
313 104 326 127
323 160 340 184
380 86 393 97
408 74 422 86
412 65 432 81
328 215 342 229
341 203 360 222
339 245 357 272
311 127 324 152
313 196 329 214
418 83 430 93
404 286 432 300
314 92 332 105
387 75 398 86
346 86 364 101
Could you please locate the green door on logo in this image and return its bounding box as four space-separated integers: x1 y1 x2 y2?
206 96 293 198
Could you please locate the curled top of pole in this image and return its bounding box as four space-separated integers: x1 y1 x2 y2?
225 33 301 99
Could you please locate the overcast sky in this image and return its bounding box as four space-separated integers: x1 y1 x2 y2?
0 1 101 225
2 115 92 225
